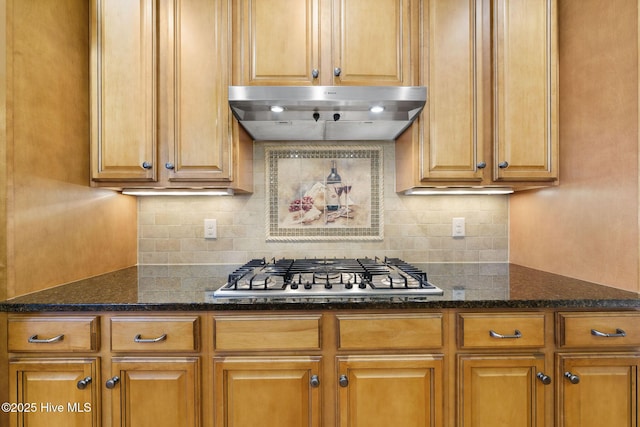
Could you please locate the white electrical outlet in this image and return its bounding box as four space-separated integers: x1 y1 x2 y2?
452 217 465 237
204 219 217 239
452 288 466 300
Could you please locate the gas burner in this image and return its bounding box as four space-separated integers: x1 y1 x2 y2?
235 274 286 291
378 274 411 288
213 257 443 299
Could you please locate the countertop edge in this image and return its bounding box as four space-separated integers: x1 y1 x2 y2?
2 299 640 312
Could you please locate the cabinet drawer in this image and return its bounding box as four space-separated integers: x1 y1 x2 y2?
458 313 545 348
8 315 99 352
111 316 200 352
337 313 443 350
214 315 321 351
557 312 640 348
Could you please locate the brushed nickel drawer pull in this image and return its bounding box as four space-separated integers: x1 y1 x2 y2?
134 333 167 343
489 329 522 339
591 328 626 338
28 334 64 344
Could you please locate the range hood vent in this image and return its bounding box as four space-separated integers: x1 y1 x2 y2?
228 86 426 141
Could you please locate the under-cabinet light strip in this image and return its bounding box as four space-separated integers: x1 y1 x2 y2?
122 189 234 196
404 188 514 196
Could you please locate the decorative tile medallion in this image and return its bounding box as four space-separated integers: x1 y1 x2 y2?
265 145 383 241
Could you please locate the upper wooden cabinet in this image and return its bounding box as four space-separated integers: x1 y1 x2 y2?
90 0 252 191
402 0 484 183
492 0 558 182
232 0 419 86
90 0 156 183
396 0 558 191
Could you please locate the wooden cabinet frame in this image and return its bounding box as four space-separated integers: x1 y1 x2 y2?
4 309 640 427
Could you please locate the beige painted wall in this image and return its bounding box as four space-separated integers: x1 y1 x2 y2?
0 0 5 302
1 0 137 299
510 0 639 292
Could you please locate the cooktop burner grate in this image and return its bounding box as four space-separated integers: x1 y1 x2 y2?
216 257 443 299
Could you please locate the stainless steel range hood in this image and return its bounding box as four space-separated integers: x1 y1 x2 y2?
228 86 426 141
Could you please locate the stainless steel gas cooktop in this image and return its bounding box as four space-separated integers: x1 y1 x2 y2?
212 257 443 299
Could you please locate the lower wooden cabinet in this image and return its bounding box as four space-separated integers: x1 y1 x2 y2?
108 357 200 427
458 354 548 427
213 356 322 427
556 353 639 427
8 357 100 427
336 355 444 427
5 310 640 427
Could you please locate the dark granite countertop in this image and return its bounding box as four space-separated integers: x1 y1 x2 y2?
1 263 639 312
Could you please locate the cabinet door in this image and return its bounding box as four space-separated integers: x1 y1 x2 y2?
90 0 157 182
333 0 418 86
337 355 444 427
232 0 320 85
163 0 231 182
109 357 200 427
557 353 638 427
458 354 548 427
214 356 321 427
493 0 558 181
9 358 99 427
420 0 484 181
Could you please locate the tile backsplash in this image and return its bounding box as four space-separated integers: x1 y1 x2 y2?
138 142 508 265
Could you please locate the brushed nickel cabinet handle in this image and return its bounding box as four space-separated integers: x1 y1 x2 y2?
310 375 320 388
338 374 349 387
134 333 167 343
536 372 551 385
489 329 522 339
77 376 92 390
105 376 120 389
591 328 626 338
28 334 64 344
564 372 580 384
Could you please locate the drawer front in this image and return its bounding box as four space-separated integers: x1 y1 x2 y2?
557 312 640 348
337 313 443 350
8 315 99 352
214 315 321 351
458 313 545 348
111 316 200 352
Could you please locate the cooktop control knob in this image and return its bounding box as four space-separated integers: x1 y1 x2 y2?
358 283 367 289
304 283 312 290
345 282 353 289
325 283 332 289
290 283 298 290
